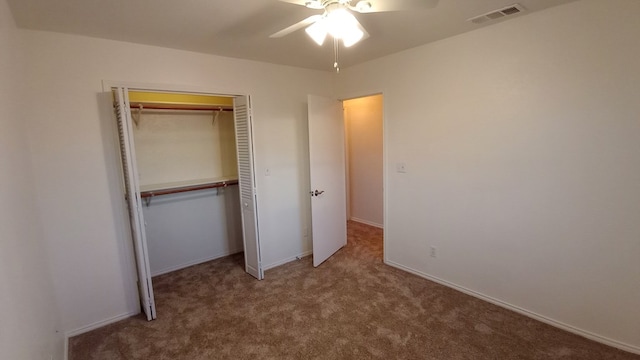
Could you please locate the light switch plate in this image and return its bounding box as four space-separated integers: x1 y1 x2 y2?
396 162 407 173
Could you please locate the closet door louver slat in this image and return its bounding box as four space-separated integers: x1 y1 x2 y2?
233 95 263 280
114 87 157 320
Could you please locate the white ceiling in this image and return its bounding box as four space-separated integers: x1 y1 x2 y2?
7 0 579 71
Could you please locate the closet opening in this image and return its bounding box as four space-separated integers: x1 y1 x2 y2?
111 87 262 321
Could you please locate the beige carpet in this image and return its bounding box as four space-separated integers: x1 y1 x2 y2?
69 221 638 359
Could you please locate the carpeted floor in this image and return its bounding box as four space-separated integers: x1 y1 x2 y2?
69 221 639 359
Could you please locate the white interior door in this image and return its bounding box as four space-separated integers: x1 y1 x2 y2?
308 95 347 267
234 95 264 280
113 87 156 320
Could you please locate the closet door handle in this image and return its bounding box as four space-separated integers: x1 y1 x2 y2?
310 190 325 197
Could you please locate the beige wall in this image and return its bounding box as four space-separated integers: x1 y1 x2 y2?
338 0 640 352
344 95 383 227
6 0 640 356
0 0 62 358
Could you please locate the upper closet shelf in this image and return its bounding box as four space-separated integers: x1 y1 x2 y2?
127 91 234 112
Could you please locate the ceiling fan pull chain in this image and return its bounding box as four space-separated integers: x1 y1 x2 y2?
334 37 340 73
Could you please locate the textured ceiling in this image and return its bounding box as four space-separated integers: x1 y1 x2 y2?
7 0 579 71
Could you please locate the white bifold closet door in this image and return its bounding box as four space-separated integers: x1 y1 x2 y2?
114 87 157 320
233 95 264 280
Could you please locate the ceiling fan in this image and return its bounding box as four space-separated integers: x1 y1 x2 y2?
271 0 440 63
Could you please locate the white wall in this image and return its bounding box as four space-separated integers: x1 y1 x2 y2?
20 30 334 336
0 0 63 358
338 0 640 352
344 95 383 227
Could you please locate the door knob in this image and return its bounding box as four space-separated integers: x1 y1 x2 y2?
310 190 325 197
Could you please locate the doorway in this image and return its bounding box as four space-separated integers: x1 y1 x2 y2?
306 93 384 267
343 94 384 244
308 95 348 266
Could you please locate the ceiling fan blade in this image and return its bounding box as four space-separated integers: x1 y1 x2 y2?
269 15 323 38
277 0 309 6
352 0 439 13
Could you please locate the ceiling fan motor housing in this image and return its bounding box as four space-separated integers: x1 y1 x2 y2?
306 0 372 12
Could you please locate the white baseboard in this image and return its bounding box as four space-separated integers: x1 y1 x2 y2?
350 217 383 229
65 311 139 338
63 250 242 359
64 310 139 359
384 260 640 356
151 248 243 277
264 250 312 271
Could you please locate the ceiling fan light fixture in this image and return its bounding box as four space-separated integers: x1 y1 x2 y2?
304 6 365 48
342 26 364 47
305 20 328 46
325 8 358 38
324 8 364 47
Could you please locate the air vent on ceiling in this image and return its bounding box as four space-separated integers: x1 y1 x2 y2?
467 4 526 24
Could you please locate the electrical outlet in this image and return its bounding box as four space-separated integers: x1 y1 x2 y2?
430 246 437 258
303 226 309 238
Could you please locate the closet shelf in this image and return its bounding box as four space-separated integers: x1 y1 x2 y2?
140 177 238 205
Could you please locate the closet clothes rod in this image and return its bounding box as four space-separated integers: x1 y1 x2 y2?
140 179 239 206
129 104 234 112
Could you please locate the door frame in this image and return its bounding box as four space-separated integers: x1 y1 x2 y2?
102 80 263 317
339 91 387 261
